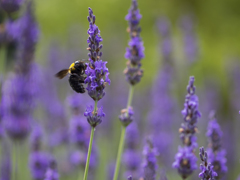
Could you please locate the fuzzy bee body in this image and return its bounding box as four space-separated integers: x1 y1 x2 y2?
55 60 87 93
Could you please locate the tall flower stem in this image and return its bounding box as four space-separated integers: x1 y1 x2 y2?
82 126 95 180
113 86 134 180
113 126 126 180
11 142 18 180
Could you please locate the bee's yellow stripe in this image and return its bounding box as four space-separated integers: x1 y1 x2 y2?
69 62 75 71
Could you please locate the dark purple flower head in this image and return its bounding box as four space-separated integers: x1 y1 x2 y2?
29 152 50 180
124 0 144 85
44 158 59 180
84 105 105 127
119 107 134 127
127 176 133 180
142 138 158 180
69 115 89 147
206 112 222 152
30 125 42 151
180 76 201 147
0 0 23 13
199 147 218 180
206 111 227 179
84 7 110 101
172 146 197 179
6 1 39 72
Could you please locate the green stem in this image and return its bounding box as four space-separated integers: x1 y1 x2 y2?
126 85 134 108
82 126 95 180
93 100 98 113
113 126 126 180
11 142 17 180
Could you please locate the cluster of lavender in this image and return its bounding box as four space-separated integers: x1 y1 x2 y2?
44 158 59 180
180 15 199 63
206 112 227 179
123 0 144 86
142 139 158 180
173 76 201 179
1 1 40 141
199 147 218 180
84 7 110 127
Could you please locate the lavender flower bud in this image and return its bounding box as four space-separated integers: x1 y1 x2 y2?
172 146 197 179
119 107 134 127
84 105 105 127
198 147 218 180
127 176 132 180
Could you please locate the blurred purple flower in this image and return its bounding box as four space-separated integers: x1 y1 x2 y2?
199 147 218 180
206 112 227 179
29 152 50 180
84 7 110 102
30 124 42 151
127 176 133 180
44 158 59 180
173 146 197 179
69 114 89 148
124 0 144 85
0 0 24 13
84 105 105 127
142 139 158 180
179 15 199 63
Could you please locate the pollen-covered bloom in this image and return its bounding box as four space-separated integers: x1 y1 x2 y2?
124 0 144 85
0 0 24 13
84 7 110 101
173 146 197 179
119 107 134 127
84 105 105 127
199 147 218 180
142 139 158 180
206 112 227 179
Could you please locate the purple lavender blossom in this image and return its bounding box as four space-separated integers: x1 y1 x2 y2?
0 0 24 13
119 107 134 127
180 15 199 63
173 76 200 179
142 139 158 180
206 112 227 179
127 176 133 180
199 147 218 180
84 105 105 127
44 159 59 180
124 0 144 85
84 7 110 102
173 146 197 179
180 76 201 147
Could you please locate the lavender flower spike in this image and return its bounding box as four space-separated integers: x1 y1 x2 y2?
124 0 144 85
142 138 158 180
173 76 201 179
84 7 110 102
199 147 218 180
44 158 59 180
0 0 24 13
206 111 227 179
127 176 133 180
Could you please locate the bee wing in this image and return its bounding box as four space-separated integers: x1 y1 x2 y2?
55 69 69 79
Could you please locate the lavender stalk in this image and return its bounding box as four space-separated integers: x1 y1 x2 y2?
113 0 144 179
81 7 110 180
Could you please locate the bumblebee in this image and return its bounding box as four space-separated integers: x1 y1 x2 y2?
55 60 86 93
